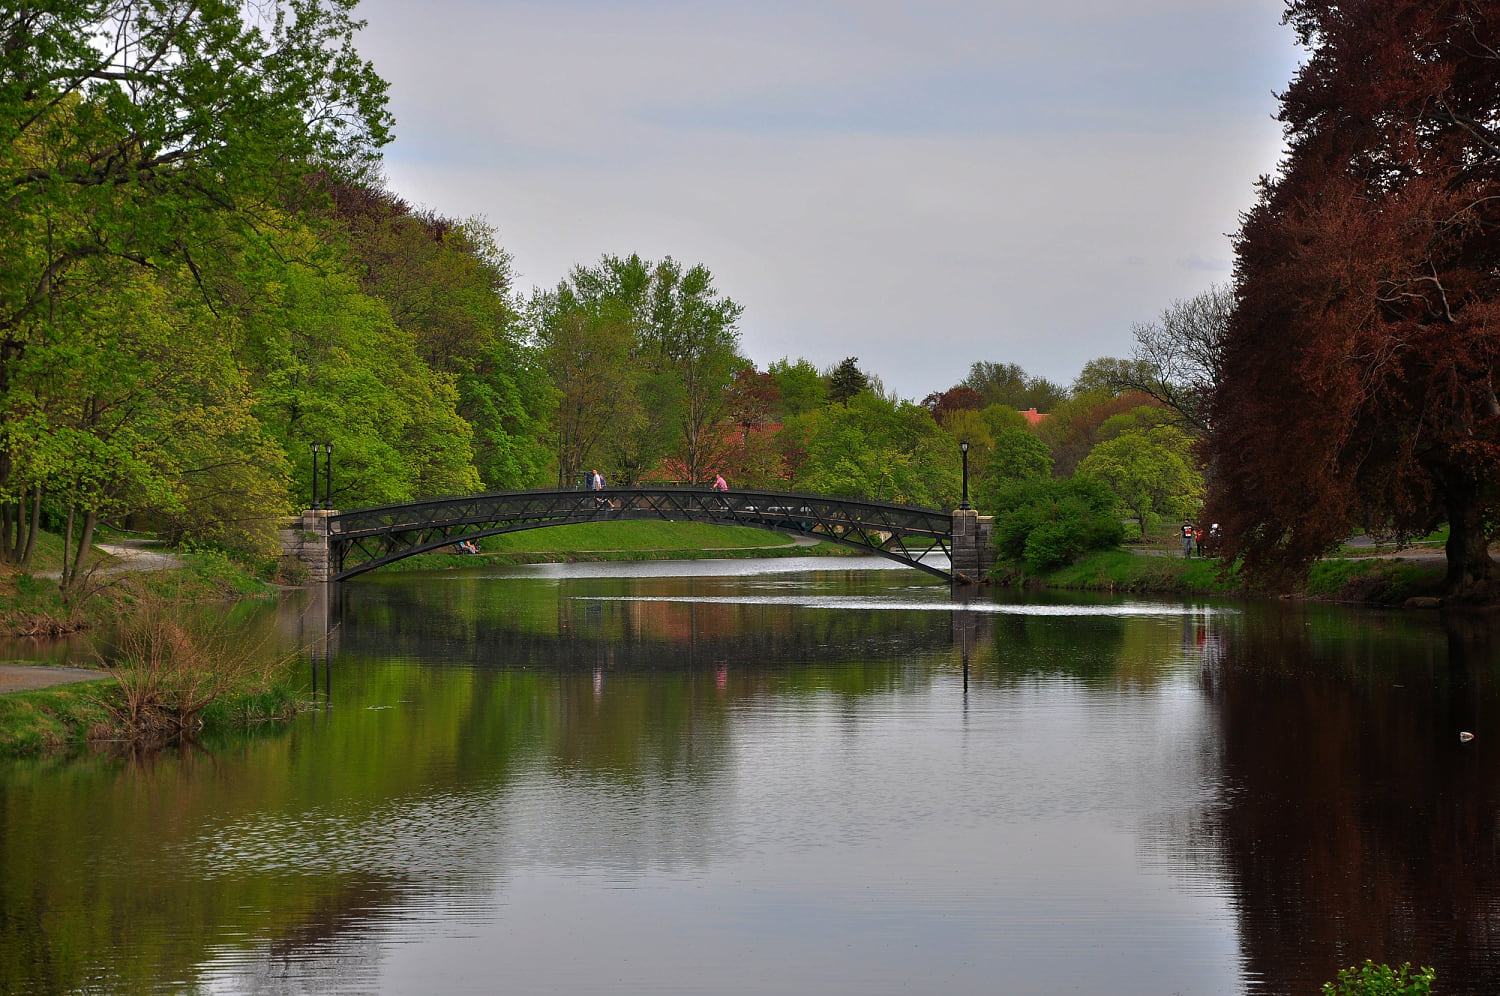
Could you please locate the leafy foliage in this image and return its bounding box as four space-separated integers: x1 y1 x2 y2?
1078 423 1202 536
530 254 743 485
827 357 870 406
1321 961 1434 996
991 476 1125 572
962 361 1065 413
1206 0 1500 596
324 183 552 489
0 0 392 577
768 357 826 417
786 393 959 506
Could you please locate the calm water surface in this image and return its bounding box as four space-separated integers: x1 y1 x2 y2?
2 557 1497 994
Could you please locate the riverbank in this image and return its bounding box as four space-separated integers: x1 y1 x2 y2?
990 548 1445 605
1 542 277 639
382 520 864 571
0 670 299 755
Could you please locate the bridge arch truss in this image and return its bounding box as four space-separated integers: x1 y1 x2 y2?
328 487 955 581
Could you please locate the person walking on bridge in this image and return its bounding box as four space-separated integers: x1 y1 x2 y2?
713 473 728 492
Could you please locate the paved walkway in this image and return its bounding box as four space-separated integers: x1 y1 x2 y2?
0 664 106 694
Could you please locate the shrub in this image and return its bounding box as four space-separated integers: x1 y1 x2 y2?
991 476 1124 573
102 596 287 743
1321 961 1435 996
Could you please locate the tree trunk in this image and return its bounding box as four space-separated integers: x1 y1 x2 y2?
0 449 9 561
19 486 39 568
12 500 24 560
61 503 75 588
66 508 98 590
1442 467 1494 598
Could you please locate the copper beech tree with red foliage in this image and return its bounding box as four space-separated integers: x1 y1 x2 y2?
1206 0 1500 597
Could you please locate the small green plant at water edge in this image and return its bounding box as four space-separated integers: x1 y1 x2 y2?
1321 961 1434 996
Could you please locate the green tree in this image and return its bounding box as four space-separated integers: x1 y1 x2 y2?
531 295 637 488
789 393 958 506
963 361 1065 413
237 224 481 508
1068 356 1160 402
326 185 552 489
0 0 391 408
641 258 743 483
827 357 869 406
0 0 390 571
533 253 742 485
988 427 1053 483
991 476 1124 572
768 357 826 417
1078 426 1202 537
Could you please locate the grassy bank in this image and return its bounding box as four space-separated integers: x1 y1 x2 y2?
383 520 863 571
0 671 299 755
1 529 277 638
992 549 1444 603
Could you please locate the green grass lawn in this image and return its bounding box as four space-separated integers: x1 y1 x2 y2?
475 520 797 553
384 520 860 572
1007 549 1241 595
0 679 116 753
7 523 84 573
1334 526 1449 557
1000 546 1443 603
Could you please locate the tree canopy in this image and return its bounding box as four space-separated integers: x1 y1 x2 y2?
1204 0 1500 596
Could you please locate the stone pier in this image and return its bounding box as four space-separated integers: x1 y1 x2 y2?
950 508 995 584
277 509 338 583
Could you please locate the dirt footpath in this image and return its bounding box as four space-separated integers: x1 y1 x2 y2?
0 664 106 694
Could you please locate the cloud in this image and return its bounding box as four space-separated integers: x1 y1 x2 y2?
357 0 1297 396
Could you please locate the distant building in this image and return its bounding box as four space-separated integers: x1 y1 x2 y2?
1019 408 1049 428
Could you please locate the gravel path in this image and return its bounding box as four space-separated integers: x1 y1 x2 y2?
93 540 183 572
37 538 184 580
0 664 106 694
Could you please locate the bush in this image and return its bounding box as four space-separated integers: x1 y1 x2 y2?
1321 961 1435 996
102 596 288 744
991 476 1124 572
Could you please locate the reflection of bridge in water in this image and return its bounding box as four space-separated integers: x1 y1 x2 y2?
323 487 969 582
281 579 997 680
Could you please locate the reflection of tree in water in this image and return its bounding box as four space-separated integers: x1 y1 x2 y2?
0 577 985 995
1186 607 1500 994
202 879 401 996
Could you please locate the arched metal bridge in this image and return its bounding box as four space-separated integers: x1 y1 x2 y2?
328 487 955 581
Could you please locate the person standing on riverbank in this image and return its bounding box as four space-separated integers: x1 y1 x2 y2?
1182 520 1195 558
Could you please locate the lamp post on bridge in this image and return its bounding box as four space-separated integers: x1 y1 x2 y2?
959 439 971 510
323 441 333 510
309 442 321 510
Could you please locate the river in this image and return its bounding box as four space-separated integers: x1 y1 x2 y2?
1 557 1495 994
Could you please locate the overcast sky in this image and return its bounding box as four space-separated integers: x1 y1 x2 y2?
354 0 1299 400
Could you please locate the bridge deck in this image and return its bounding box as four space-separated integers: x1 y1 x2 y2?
328 487 955 581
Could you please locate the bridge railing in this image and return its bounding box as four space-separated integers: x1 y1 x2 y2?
330 486 953 540
324 486 957 581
